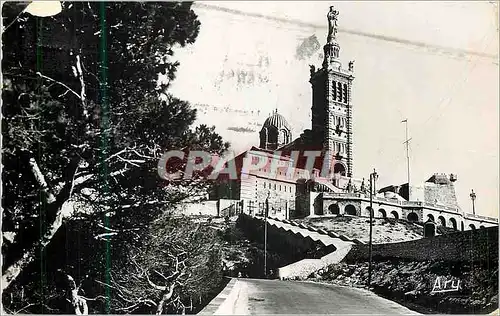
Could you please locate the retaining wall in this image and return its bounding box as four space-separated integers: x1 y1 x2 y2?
345 226 498 262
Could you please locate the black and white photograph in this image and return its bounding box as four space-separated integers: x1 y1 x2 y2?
1 1 499 315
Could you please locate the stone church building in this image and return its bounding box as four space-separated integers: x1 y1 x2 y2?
211 7 497 231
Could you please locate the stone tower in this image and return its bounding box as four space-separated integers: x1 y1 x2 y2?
310 6 355 177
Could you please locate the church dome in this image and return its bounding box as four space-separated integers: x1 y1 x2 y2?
263 110 291 131
259 110 292 150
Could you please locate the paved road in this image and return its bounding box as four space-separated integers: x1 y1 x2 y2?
224 278 420 315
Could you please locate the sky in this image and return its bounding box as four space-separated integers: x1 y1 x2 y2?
167 1 499 218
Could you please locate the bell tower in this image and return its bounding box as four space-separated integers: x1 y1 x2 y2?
310 6 355 178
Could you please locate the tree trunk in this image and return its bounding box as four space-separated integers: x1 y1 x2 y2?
155 283 176 315
65 274 88 315
1 200 73 292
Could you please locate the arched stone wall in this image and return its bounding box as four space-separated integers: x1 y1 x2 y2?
364 206 374 217
390 210 400 219
328 203 340 215
449 217 458 230
378 208 387 218
345 204 357 216
438 216 446 227
407 212 419 222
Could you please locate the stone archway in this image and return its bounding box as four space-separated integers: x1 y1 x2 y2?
449 217 458 230
469 224 476 230
390 211 399 219
378 208 387 218
427 214 435 222
438 216 446 227
407 212 418 222
345 204 356 216
480 225 485 229
333 163 346 176
424 221 436 238
365 206 374 217
328 204 340 215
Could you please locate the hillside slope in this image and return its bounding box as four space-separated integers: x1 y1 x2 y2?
308 260 498 314
297 216 424 244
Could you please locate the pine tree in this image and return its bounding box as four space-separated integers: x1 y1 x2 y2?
2 2 229 313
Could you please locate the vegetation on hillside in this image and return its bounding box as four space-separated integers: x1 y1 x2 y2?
309 260 498 314
299 216 424 243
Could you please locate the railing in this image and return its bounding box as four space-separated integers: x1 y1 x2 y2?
465 213 498 222
324 192 364 199
323 193 465 213
423 202 457 212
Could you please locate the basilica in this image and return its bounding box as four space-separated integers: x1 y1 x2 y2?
210 7 497 231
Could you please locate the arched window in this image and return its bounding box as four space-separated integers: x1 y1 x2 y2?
343 83 348 103
279 129 288 144
337 82 342 101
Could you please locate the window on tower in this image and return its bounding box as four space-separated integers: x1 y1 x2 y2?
332 80 337 100
337 82 342 102
343 83 348 103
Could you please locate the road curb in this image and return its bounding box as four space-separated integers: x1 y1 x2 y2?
197 277 238 315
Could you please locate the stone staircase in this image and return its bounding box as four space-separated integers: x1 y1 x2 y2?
311 177 343 193
261 217 363 280
277 245 353 280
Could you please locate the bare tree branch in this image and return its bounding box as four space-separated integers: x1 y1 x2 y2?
36 72 81 100
146 273 167 291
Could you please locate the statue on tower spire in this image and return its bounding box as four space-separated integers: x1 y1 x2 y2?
323 6 341 69
327 6 339 43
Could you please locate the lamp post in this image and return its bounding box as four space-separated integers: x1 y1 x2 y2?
470 189 476 215
264 190 270 278
368 168 378 289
